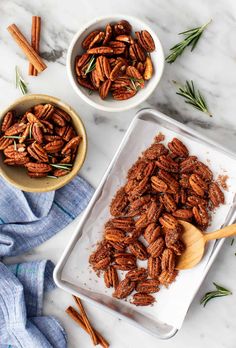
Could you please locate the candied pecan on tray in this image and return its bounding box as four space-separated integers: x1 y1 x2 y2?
89 135 225 307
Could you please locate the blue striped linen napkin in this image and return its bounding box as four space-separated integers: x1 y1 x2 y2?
0 260 67 348
0 174 94 347
0 175 94 256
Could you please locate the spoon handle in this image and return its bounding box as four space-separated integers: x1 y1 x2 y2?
204 224 236 242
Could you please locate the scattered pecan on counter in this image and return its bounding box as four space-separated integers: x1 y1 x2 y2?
89 135 225 307
75 19 155 100
0 104 81 178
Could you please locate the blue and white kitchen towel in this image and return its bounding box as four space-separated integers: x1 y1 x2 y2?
0 175 94 256
0 175 94 347
0 260 67 348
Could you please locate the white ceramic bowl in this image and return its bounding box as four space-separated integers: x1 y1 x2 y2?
67 15 165 112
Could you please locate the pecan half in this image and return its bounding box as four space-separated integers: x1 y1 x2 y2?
156 155 179 173
159 213 179 229
115 34 134 44
0 137 13 150
169 240 185 255
87 46 114 55
82 30 100 49
4 157 29 166
194 161 213 182
209 182 224 207
151 176 168 193
136 279 160 294
75 54 90 74
32 123 43 143
5 122 26 136
126 268 148 282
61 136 81 155
96 56 111 81
132 293 155 306
173 209 193 220
4 144 26 159
180 156 198 173
143 56 153 80
110 61 124 81
159 270 178 287
105 228 126 243
135 30 155 52
126 66 143 80
192 204 209 227
147 237 165 257
114 20 132 35
37 104 55 120
44 140 64 153
89 31 105 49
158 170 179 193
1 111 14 132
161 249 176 272
28 142 48 162
53 169 69 177
148 257 161 279
168 138 189 157
113 278 135 299
104 266 119 289
143 143 168 160
189 174 208 197
110 187 128 216
112 87 136 100
77 76 96 90
114 252 136 270
25 162 51 173
160 193 177 213
108 217 134 230
129 42 146 62
129 240 148 260
164 226 181 247
89 241 112 266
103 24 112 44
144 223 161 244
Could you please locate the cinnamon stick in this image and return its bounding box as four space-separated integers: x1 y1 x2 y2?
7 23 47 73
73 295 98 345
29 16 41 76
66 306 109 348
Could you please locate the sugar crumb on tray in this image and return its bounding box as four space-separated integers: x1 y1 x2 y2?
217 174 229 191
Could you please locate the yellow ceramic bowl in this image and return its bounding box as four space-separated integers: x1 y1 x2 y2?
0 94 87 192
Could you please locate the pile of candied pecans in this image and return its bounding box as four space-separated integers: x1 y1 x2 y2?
0 103 81 178
89 134 225 306
75 19 155 100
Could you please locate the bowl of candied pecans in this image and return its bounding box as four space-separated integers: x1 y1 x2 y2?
67 15 165 112
0 94 87 192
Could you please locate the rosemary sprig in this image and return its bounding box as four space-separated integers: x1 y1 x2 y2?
14 140 17 151
231 238 234 246
47 175 58 179
85 55 96 75
51 163 71 171
29 124 32 139
166 20 212 63
15 66 28 95
129 77 144 91
3 135 21 139
200 282 232 307
174 80 212 117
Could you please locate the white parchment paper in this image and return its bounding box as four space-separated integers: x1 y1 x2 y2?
61 117 236 329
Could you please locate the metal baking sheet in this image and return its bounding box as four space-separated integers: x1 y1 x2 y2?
54 108 236 339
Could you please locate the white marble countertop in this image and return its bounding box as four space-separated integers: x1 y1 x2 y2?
1 0 236 347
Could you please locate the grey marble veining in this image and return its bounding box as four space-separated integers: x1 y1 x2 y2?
1 0 236 347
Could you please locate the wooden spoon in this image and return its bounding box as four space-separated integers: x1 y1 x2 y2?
176 220 236 270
